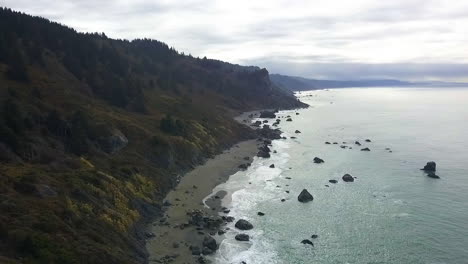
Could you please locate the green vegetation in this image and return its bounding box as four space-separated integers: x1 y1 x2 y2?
0 7 306 264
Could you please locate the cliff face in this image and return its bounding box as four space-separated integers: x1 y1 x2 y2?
0 7 306 264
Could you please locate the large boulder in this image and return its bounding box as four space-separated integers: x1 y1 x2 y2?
298 189 314 203
202 236 218 251
421 161 436 172
342 174 354 182
235 219 254 230
361 147 370 151
301 239 314 246
235 234 250 241
257 150 270 158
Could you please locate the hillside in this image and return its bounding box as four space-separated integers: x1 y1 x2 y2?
270 74 413 91
0 7 306 264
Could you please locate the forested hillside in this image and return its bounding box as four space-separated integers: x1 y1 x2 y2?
0 7 306 264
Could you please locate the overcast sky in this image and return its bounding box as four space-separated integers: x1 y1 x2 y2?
3 0 468 81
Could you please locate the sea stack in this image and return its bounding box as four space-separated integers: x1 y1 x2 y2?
421 161 436 172
421 162 439 178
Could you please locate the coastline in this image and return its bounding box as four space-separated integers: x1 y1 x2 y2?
146 111 264 263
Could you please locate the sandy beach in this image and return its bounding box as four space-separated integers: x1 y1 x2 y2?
146 112 263 264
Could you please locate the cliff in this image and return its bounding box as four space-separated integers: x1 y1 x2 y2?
0 7 306 264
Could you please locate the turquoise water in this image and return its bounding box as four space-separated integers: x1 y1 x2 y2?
210 88 468 264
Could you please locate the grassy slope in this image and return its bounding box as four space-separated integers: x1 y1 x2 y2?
0 7 306 264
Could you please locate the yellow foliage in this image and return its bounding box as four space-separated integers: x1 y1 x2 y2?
80 157 95 168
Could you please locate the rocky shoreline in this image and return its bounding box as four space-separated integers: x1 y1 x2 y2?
145 109 293 264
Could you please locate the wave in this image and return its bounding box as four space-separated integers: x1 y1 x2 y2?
208 133 291 264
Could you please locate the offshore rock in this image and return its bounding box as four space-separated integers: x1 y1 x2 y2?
298 189 314 203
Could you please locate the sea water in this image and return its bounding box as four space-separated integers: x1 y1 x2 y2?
210 87 468 264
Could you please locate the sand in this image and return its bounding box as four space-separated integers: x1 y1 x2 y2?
146 138 261 264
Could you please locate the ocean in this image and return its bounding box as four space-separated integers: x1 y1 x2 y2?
207 87 468 264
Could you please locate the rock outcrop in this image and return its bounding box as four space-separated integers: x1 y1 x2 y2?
260 111 277 118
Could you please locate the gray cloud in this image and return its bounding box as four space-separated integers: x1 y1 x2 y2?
2 0 468 81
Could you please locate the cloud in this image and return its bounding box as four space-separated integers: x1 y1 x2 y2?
2 0 468 81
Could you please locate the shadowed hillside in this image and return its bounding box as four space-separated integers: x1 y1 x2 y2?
0 7 306 264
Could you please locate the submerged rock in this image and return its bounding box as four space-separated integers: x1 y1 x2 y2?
427 172 440 179
325 142 331 145
298 189 314 203
361 147 370 151
257 212 265 216
311 234 319 239
235 234 250 241
313 157 324 164
301 239 314 246
365 139 372 142
355 141 361 146
342 174 354 182
235 219 254 230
